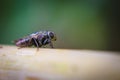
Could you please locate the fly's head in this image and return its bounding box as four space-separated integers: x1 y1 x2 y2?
47 31 57 41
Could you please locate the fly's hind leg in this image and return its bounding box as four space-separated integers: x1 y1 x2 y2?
18 47 23 49
17 45 26 49
32 38 39 51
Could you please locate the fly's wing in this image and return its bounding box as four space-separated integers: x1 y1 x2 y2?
12 31 40 44
13 38 23 43
29 32 38 39
29 31 44 39
13 35 30 44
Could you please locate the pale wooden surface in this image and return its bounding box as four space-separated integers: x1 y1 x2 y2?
0 45 120 80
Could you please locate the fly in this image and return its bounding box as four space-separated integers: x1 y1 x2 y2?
14 31 57 50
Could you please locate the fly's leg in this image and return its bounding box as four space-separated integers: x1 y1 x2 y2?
49 42 54 48
43 39 54 48
32 38 39 51
18 47 23 49
17 46 26 49
43 39 48 45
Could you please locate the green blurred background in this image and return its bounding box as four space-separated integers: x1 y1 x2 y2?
0 0 120 51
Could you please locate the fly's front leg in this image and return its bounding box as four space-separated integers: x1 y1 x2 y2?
49 41 54 48
47 39 54 48
43 39 54 48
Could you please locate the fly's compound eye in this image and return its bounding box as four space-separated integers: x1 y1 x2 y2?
48 32 57 41
49 32 54 39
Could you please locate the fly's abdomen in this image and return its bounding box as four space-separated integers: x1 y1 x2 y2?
15 38 32 47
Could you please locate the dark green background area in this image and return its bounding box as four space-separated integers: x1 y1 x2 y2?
0 0 120 51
